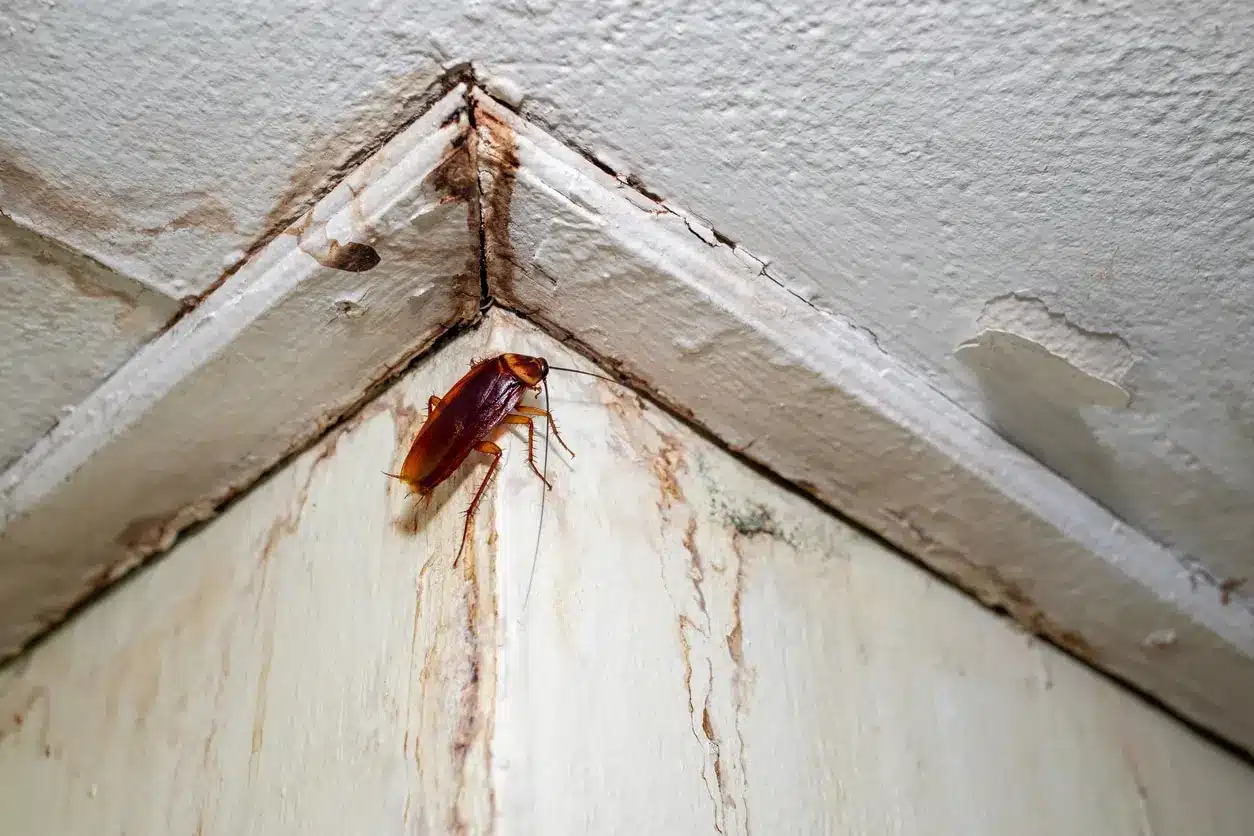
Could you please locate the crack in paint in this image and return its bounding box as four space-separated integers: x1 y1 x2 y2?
679 513 751 836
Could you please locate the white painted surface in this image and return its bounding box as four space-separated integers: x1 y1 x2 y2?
0 215 178 469
0 88 479 659
474 92 1254 758
3 312 1253 835
2 0 1251 591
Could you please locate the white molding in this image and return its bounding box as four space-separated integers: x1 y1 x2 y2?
0 85 480 658
472 89 1254 756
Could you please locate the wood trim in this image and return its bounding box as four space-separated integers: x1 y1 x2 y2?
472 89 1254 757
0 85 481 659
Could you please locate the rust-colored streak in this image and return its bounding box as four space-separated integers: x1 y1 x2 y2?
650 433 687 511
726 577 744 675
677 615 697 731
449 528 491 836
474 107 521 301
423 133 477 205
313 239 380 272
683 517 711 625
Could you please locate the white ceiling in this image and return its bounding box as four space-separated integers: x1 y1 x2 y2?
2 1 1251 593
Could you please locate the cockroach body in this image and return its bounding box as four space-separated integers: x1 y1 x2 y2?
388 352 617 580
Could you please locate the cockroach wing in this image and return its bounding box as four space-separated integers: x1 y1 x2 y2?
400 357 528 492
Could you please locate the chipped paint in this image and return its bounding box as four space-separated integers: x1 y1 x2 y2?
957 293 1136 409
957 328 1133 409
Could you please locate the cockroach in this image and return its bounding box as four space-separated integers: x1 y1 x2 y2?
386 353 620 605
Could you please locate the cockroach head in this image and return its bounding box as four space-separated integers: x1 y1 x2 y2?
501 353 549 386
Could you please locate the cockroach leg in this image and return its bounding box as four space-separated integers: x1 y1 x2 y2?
501 414 554 489
513 405 574 458
426 395 441 415
456 441 502 566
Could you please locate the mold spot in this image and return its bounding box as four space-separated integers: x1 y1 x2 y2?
956 293 1136 409
726 504 781 539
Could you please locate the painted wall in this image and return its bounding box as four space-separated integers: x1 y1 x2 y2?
2 1 1251 584
2 312 1252 834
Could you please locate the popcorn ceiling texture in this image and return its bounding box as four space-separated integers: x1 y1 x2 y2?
1 0 1251 585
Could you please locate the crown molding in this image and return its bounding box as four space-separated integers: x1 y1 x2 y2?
0 84 480 657
471 89 1254 757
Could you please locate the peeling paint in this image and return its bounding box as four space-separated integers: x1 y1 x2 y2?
313 239 380 272
957 294 1136 409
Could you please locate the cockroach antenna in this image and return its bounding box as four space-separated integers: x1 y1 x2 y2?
519 362 626 619
545 364 623 384
520 377 554 617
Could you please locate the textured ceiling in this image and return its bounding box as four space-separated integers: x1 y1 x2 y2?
1 0 1250 593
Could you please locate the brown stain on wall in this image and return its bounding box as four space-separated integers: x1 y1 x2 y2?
474 105 520 302
175 65 475 312
423 125 484 309
1 144 239 239
650 433 687 511
3 214 166 326
165 196 237 233
257 66 470 243
0 149 128 234
423 130 477 205
138 194 239 236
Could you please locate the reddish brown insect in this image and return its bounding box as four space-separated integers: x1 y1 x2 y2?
386 353 618 575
